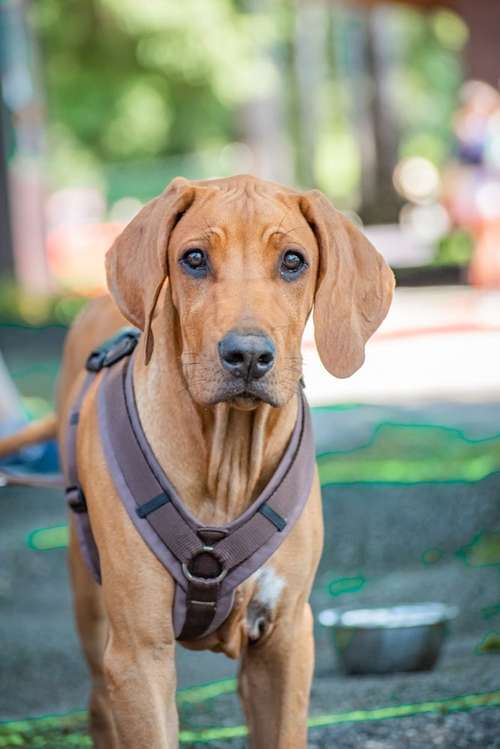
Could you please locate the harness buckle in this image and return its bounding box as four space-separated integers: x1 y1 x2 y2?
86 328 140 372
66 486 87 514
86 350 106 372
182 546 228 586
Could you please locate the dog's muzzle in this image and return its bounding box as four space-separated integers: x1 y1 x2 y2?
218 331 275 381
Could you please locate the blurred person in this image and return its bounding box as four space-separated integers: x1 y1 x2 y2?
443 80 500 286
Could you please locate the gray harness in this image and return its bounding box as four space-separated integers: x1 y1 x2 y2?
65 329 315 641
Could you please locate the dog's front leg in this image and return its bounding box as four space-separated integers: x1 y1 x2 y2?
103 633 177 748
238 601 314 749
68 523 118 749
100 562 179 748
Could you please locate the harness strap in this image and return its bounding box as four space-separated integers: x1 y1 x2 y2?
103 361 203 567
65 371 101 582
67 328 315 641
180 582 219 640
101 360 225 638
65 329 140 584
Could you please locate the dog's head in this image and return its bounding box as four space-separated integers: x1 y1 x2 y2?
106 175 394 409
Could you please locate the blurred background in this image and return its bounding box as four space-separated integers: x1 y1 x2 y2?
1 0 500 747
2 0 500 308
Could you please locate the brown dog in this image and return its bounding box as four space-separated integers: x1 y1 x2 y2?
2 175 393 748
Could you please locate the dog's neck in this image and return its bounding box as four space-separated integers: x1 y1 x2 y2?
132 323 298 527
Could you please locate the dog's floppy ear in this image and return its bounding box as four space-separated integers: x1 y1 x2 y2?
105 177 195 363
300 189 394 378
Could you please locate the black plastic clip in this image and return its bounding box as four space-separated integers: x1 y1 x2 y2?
65 486 87 514
86 328 140 372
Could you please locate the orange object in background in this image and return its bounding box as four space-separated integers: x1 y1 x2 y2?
46 223 123 295
469 220 500 287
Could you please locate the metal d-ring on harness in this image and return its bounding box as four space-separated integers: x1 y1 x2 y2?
65 328 315 641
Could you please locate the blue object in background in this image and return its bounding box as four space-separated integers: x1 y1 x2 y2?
0 438 60 474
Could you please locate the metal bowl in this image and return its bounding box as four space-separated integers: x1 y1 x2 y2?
319 603 458 675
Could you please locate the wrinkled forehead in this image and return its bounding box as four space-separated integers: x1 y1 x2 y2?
170 184 316 251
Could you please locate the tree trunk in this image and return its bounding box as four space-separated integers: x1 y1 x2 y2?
238 0 293 184
0 99 14 278
452 0 500 87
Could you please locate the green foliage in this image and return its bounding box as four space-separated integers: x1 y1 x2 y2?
0 680 239 747
434 229 474 267
396 8 465 168
457 532 500 568
28 0 465 213
0 714 89 748
328 575 366 598
0 279 87 325
317 422 500 484
30 0 280 187
28 525 69 551
476 632 500 654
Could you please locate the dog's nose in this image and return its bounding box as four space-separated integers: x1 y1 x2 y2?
218 332 275 380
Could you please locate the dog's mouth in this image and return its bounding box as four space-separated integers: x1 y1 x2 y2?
231 392 266 410
209 381 279 409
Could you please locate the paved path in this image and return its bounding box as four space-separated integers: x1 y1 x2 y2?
303 287 500 404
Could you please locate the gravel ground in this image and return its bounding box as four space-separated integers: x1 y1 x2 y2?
193 708 500 749
174 634 500 747
306 708 500 749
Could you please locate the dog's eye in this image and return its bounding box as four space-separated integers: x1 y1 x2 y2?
180 249 208 276
280 250 307 279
